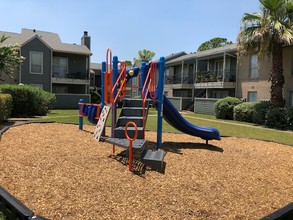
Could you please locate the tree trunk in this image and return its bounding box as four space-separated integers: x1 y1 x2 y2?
270 42 285 107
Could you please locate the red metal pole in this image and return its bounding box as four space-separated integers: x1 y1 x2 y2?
125 122 138 172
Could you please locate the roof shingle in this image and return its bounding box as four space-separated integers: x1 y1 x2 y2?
0 28 91 55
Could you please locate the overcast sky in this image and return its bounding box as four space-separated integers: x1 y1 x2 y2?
1 0 261 63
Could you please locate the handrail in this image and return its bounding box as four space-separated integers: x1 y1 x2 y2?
142 62 158 130
105 48 112 104
93 104 101 120
125 121 138 172
142 62 157 99
111 62 127 104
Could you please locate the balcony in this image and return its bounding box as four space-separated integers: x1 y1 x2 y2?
52 70 90 85
165 72 194 89
194 69 236 89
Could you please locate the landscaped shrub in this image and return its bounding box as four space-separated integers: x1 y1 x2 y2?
252 101 271 125
265 107 288 129
287 107 293 130
0 93 12 122
233 102 255 123
0 84 55 117
214 96 241 120
34 89 56 115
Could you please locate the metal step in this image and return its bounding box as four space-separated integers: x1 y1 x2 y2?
142 150 165 172
120 107 146 117
105 138 146 150
114 126 145 139
105 138 147 159
116 116 144 127
123 99 143 107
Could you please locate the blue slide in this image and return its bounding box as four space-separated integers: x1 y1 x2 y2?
161 95 221 141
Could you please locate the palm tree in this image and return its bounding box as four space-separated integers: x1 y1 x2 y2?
133 49 155 65
237 0 293 107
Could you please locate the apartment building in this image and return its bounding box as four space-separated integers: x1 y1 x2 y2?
0 28 92 108
237 46 293 106
165 43 293 114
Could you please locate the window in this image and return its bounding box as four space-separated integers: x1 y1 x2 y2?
214 60 223 77
213 91 228 98
53 85 68 93
53 57 68 78
249 55 258 78
30 51 43 74
248 91 257 102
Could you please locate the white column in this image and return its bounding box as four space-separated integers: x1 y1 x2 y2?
181 60 184 84
223 52 226 82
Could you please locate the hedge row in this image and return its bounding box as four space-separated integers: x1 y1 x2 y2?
0 84 56 117
0 94 12 123
215 96 293 130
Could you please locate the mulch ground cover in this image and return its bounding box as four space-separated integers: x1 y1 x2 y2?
0 123 292 219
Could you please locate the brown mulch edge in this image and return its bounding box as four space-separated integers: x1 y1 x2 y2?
0 123 292 220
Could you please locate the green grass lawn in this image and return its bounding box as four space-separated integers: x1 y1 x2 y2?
30 108 293 146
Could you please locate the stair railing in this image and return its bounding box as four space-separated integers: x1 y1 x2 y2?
142 62 158 130
111 61 127 104
104 48 113 104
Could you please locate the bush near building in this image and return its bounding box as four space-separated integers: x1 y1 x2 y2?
287 107 293 130
233 102 254 123
0 93 12 123
266 107 288 130
215 97 293 131
214 96 241 120
0 84 55 117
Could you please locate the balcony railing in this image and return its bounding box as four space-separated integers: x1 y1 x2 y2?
194 69 236 83
52 69 88 80
165 73 194 84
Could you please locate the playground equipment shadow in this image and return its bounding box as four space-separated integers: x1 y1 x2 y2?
161 141 224 154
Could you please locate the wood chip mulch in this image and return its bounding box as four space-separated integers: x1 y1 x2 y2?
0 123 292 219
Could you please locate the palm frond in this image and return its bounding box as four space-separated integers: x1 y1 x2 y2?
0 35 8 43
280 28 293 44
260 0 283 11
242 13 263 23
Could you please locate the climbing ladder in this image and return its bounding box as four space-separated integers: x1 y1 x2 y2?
105 98 165 171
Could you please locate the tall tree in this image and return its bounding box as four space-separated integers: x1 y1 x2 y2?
0 35 25 81
237 0 293 107
125 60 132 67
133 49 155 64
197 37 233 51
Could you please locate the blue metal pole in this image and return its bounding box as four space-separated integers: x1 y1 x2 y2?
156 57 165 148
78 98 84 130
101 61 106 109
111 56 119 137
140 62 146 98
101 62 106 136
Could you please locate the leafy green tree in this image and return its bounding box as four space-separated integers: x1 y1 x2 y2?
0 35 25 81
133 49 155 64
125 60 132 67
197 37 233 51
237 0 293 107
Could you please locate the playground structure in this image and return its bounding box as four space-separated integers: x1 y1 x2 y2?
79 49 221 171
